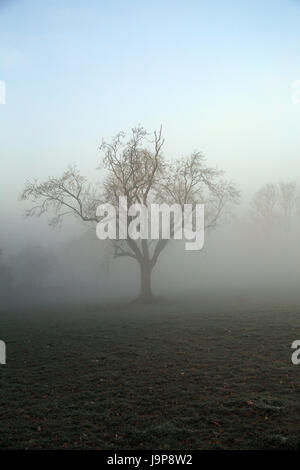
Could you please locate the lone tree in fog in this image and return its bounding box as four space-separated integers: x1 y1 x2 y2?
21 126 239 302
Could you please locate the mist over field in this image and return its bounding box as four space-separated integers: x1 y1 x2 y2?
1 0 300 453
2 198 300 309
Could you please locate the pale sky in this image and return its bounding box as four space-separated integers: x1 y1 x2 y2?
1 0 300 253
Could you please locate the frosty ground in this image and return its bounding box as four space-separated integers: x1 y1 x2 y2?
1 291 300 450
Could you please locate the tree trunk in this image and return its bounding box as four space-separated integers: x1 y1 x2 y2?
138 261 154 302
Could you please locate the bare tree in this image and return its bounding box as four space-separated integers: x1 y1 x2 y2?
279 182 298 232
21 126 239 302
250 184 280 235
251 182 300 235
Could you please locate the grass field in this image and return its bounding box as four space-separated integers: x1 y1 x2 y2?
1 294 300 450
